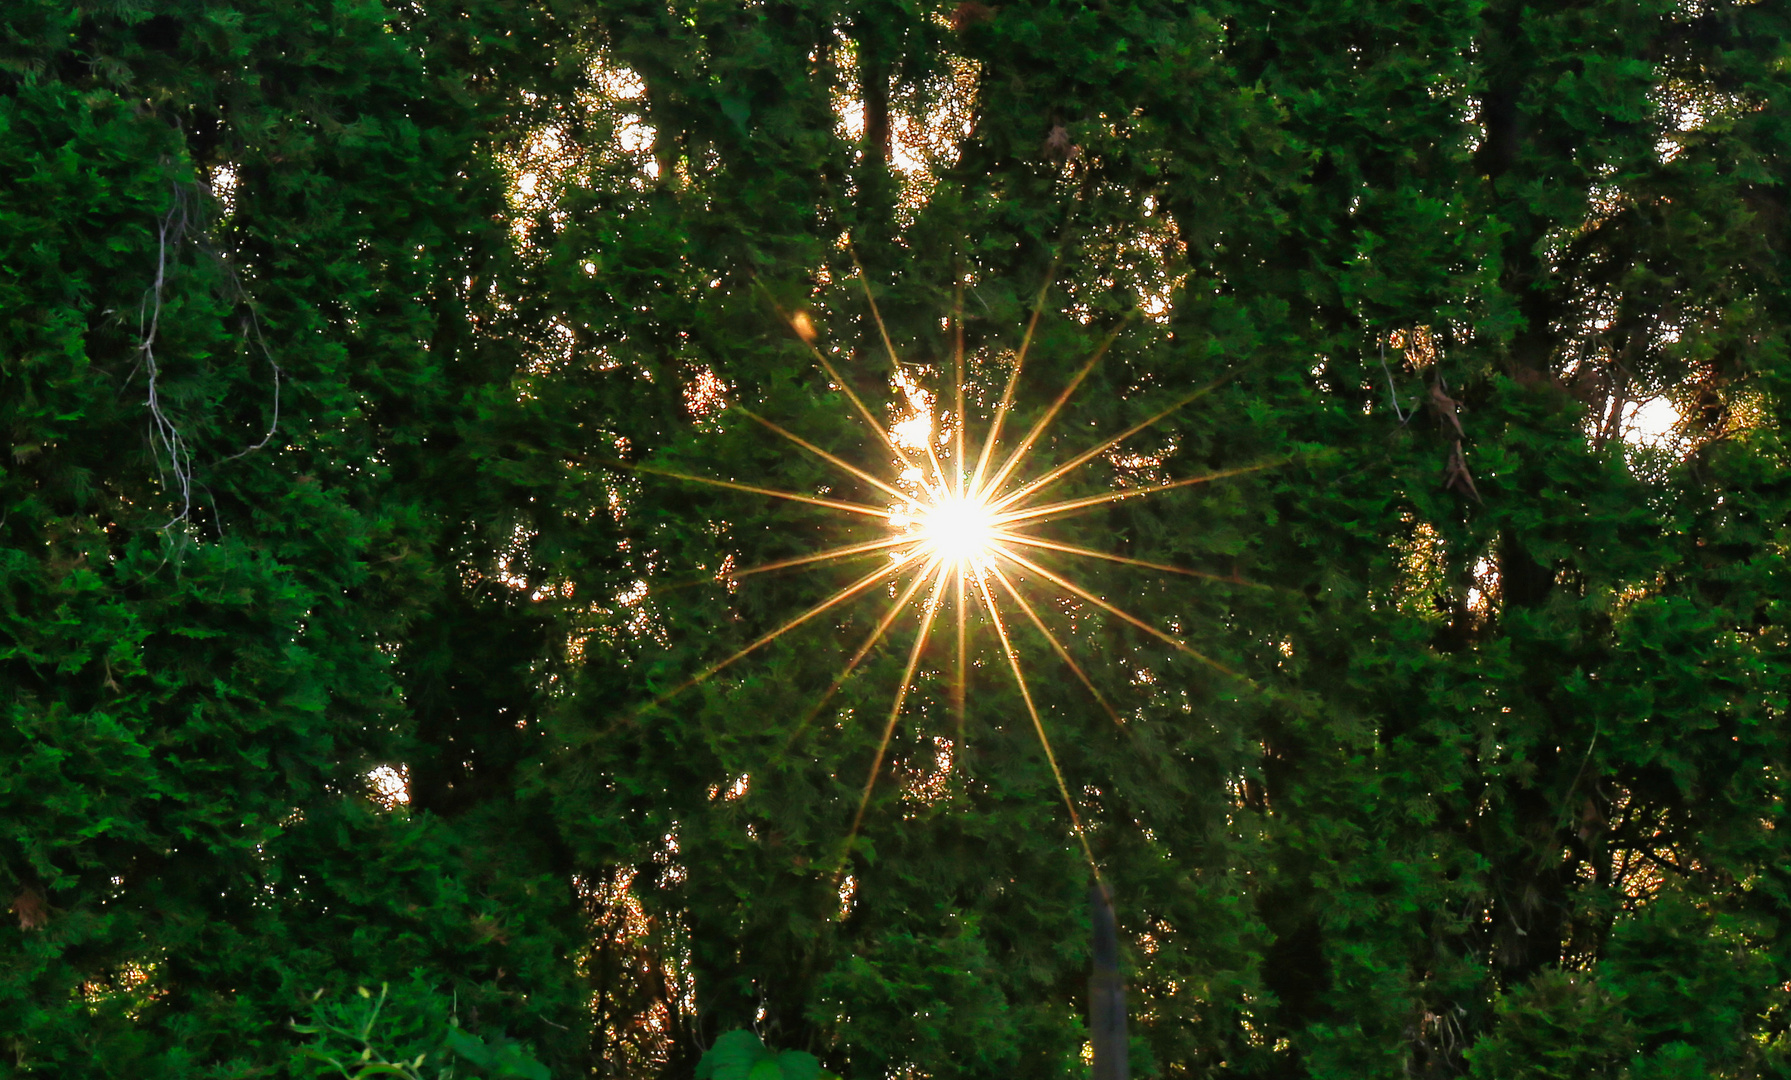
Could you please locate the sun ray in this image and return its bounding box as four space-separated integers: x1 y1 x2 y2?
755 279 933 489
953 566 968 743
997 548 1243 681
953 274 966 500
920 432 953 501
729 535 917 581
843 249 962 504
991 531 1268 589
985 562 1126 731
846 250 956 499
971 568 1101 878
807 341 938 497
976 320 1128 501
785 557 944 748
737 407 920 506
992 458 1289 527
968 274 1053 496
626 463 895 520
991 375 1236 512
848 245 904 378
839 558 954 877
627 536 912 603
839 250 970 515
656 551 926 706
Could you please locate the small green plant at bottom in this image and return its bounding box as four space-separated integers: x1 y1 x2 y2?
695 1029 841 1080
289 981 549 1080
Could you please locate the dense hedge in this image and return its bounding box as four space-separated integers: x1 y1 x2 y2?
3 1 1789 1077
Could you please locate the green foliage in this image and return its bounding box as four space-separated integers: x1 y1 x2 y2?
0 0 588 1074
694 1030 837 1080
1466 970 1633 1080
291 981 551 1080
3 0 1791 1077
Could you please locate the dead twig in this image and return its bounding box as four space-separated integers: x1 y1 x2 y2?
137 177 284 529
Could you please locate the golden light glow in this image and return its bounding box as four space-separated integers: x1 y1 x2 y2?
639 269 1274 880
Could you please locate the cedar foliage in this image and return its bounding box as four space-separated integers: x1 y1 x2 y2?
2 1 1789 1078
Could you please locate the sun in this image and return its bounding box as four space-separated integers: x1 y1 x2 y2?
625 267 1274 876
912 494 999 567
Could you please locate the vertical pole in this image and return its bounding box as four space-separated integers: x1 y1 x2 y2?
1089 881 1129 1080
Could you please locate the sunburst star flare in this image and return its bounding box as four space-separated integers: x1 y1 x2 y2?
634 271 1267 880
